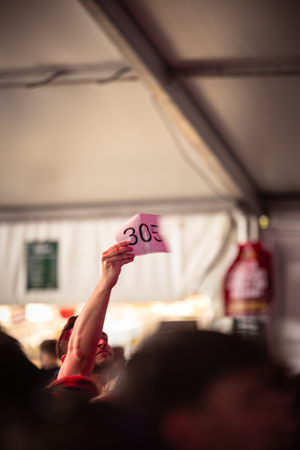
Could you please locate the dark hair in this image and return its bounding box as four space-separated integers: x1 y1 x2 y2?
56 316 78 359
40 339 57 357
0 331 45 399
116 330 272 422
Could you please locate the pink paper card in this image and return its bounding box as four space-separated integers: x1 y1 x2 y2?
114 213 169 256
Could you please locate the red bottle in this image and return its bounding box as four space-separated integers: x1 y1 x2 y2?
224 242 271 317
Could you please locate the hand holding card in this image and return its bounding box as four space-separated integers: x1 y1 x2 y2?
114 213 169 256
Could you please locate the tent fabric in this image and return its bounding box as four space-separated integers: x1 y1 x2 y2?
0 80 237 207
0 212 238 308
118 0 300 196
0 0 240 208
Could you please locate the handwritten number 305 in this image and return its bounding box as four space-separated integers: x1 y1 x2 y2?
124 224 163 245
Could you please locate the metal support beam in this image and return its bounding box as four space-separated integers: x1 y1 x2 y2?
0 197 236 222
172 59 300 78
81 0 261 214
0 63 136 88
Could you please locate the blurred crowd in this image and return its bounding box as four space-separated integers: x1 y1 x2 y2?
1 241 299 450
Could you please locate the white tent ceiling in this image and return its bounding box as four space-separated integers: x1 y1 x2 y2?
0 0 122 68
0 0 240 208
107 0 300 201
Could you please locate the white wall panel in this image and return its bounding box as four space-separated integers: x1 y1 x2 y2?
0 212 237 307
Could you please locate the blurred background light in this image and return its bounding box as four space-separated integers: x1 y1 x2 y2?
0 307 10 323
26 304 52 323
259 215 269 229
104 318 143 333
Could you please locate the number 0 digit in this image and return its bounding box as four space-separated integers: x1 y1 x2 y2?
139 223 152 242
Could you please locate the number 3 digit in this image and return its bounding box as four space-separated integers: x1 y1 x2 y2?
124 227 138 245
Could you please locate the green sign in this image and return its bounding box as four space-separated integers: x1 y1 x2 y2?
27 242 58 289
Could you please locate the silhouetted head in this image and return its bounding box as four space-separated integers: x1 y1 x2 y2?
40 339 58 369
0 331 45 401
116 330 286 450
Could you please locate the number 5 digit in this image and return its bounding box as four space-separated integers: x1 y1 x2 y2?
151 224 163 242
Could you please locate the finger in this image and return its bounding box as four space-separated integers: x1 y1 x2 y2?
114 257 134 266
103 241 130 255
115 258 135 267
102 252 134 265
102 241 130 255
104 254 135 264
103 246 134 260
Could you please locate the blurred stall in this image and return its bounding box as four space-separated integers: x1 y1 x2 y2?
0 294 217 360
0 208 250 359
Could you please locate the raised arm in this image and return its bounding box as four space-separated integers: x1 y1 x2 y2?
58 241 134 379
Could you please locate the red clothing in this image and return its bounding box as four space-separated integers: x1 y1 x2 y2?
49 375 99 400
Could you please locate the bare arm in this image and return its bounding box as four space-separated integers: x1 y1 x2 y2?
58 241 134 379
